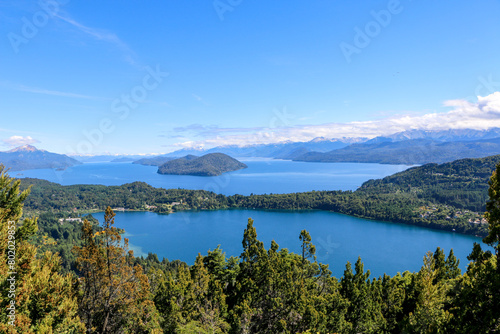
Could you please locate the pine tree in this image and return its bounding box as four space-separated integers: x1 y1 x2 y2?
73 206 162 333
484 162 500 272
406 251 451 333
0 165 85 333
449 244 499 333
340 257 384 333
299 230 315 264
189 253 229 333
154 264 193 332
448 164 500 332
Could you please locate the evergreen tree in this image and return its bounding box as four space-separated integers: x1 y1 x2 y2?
444 249 461 280
154 264 192 332
406 252 451 333
299 230 315 264
0 165 85 333
73 206 162 333
448 244 499 333
190 254 229 333
484 162 500 272
448 164 500 332
340 257 384 333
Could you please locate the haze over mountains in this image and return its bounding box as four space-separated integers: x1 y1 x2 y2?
4 128 500 171
137 127 500 165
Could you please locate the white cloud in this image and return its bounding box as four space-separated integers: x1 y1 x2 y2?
174 92 500 149
3 136 40 148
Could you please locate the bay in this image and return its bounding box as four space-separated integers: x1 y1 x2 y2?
93 209 488 279
18 159 410 195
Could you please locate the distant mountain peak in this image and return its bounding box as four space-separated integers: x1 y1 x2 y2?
309 137 329 143
0 145 80 171
7 145 44 153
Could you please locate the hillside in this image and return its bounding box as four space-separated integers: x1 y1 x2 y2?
0 145 81 171
358 155 498 211
157 153 247 176
295 137 500 164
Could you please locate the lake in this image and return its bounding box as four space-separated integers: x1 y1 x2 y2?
18 159 411 195
92 209 489 279
21 159 488 278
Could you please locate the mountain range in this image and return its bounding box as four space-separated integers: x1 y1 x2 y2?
148 128 500 165
6 128 500 171
133 137 359 166
293 137 500 164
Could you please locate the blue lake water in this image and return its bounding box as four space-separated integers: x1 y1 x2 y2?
20 159 489 277
92 209 489 279
18 159 411 195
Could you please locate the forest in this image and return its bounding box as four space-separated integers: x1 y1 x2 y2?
1 158 499 332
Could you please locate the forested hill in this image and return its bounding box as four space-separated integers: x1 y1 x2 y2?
157 153 247 176
358 154 500 212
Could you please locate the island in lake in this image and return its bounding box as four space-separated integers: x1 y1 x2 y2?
157 153 247 176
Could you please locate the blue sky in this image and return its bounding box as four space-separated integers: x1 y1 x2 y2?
1 0 500 155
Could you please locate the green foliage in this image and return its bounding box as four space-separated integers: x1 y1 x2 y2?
448 245 499 333
484 162 500 269
73 207 162 333
405 252 452 333
0 165 85 333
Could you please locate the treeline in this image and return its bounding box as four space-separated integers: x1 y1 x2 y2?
20 178 218 213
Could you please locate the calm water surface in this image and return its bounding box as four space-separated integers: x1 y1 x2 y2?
93 209 488 278
18 159 411 195
22 159 485 278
